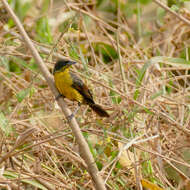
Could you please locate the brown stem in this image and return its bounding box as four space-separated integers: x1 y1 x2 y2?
1 0 106 189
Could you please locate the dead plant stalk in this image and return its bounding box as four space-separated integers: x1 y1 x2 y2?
1 0 106 189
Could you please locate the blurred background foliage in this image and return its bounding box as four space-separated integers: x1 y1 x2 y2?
0 0 190 189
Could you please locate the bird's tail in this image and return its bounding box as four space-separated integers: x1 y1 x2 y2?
89 103 109 117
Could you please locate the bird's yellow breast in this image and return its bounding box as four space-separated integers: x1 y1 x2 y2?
54 68 83 103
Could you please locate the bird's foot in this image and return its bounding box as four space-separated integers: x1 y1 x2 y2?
66 103 81 122
67 113 74 122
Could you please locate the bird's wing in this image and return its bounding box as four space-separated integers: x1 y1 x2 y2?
70 71 94 104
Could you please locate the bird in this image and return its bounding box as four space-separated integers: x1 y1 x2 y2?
53 60 109 119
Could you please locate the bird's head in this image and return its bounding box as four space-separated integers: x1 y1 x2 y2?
53 60 76 73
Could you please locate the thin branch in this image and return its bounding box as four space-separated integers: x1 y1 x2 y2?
116 3 128 93
1 1 106 189
153 0 190 27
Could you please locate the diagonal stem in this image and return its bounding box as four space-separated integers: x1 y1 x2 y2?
1 0 106 189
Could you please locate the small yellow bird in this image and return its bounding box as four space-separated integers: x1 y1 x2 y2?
53 60 109 118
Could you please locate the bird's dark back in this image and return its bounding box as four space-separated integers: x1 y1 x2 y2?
70 71 95 105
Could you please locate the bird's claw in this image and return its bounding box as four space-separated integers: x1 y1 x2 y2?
67 113 74 122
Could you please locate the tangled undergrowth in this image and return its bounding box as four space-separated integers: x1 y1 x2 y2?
0 0 190 189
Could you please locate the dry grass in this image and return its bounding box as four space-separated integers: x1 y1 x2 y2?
0 0 190 189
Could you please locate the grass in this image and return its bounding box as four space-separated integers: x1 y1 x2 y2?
0 0 190 189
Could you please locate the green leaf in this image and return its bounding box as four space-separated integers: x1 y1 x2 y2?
9 60 21 73
117 177 126 187
68 43 80 60
125 106 139 123
13 57 38 71
0 112 12 136
149 56 190 67
79 48 89 73
97 0 117 12
35 16 53 44
134 60 152 100
139 0 152 4
94 42 118 63
0 57 9 71
30 87 36 97
133 56 190 100
96 161 103 170
3 171 49 190
121 2 135 18
15 1 31 21
109 90 121 104
21 179 49 190
164 57 190 66
7 18 15 27
109 80 121 104
111 150 118 160
88 141 97 158
16 88 30 103
41 0 50 13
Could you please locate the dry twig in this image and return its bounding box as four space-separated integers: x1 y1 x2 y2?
1 0 106 189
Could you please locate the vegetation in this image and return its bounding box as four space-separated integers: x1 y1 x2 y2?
0 0 190 189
